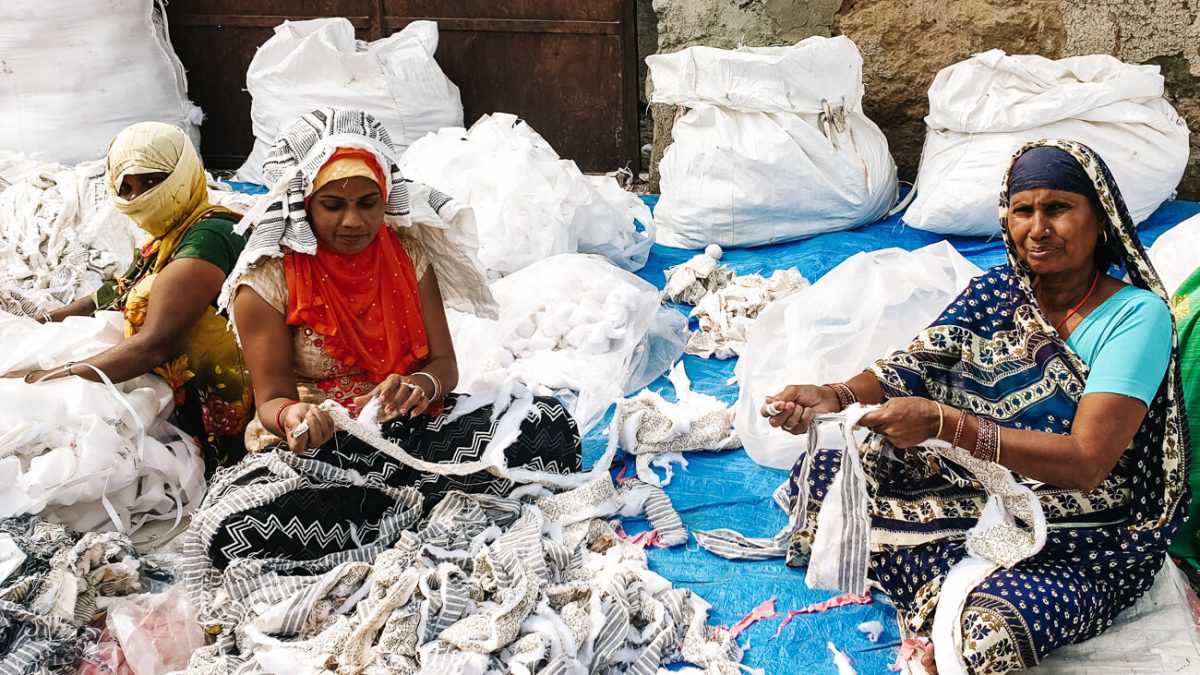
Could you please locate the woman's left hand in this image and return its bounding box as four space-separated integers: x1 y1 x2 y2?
355 374 433 421
857 397 942 448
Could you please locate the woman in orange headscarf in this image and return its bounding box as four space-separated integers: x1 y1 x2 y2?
211 109 580 567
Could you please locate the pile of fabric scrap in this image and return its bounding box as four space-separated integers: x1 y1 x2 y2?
0 515 170 674
664 246 809 359
0 157 141 317
181 449 744 675
612 362 740 488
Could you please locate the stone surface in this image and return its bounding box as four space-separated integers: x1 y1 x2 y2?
646 0 1200 198
835 0 1067 193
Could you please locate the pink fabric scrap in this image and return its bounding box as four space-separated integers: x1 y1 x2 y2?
717 597 778 639
771 592 873 639
614 463 635 484
889 638 928 672
612 523 666 549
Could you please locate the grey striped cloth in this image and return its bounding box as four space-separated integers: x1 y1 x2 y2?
181 454 743 674
694 413 874 596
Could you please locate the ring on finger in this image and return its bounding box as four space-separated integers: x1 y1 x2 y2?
291 420 311 439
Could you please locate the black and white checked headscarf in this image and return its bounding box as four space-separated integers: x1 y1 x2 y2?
219 109 411 310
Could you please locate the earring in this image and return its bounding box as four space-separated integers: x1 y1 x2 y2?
1100 229 1109 245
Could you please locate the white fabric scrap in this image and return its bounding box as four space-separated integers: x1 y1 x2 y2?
664 250 809 359
0 157 142 316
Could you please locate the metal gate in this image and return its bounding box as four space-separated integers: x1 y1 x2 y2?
166 0 639 173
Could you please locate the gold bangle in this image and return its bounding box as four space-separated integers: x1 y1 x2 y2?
933 401 945 440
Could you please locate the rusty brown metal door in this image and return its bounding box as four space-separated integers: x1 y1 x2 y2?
166 0 639 173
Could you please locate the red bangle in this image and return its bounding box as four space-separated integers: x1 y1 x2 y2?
275 400 301 435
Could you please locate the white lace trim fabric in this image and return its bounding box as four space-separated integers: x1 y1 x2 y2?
664 248 809 359
0 156 141 316
613 362 740 489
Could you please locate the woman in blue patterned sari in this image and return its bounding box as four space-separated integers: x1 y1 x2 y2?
765 140 1188 674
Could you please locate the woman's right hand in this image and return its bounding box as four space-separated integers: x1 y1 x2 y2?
761 384 841 435
281 402 335 454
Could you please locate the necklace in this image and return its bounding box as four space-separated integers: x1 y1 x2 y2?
1053 270 1101 332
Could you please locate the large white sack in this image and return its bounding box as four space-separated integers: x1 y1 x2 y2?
447 254 686 431
905 50 1190 236
1150 214 1200 297
0 312 206 534
236 19 463 184
734 242 981 470
401 114 655 276
0 0 202 164
648 36 898 250
0 159 143 316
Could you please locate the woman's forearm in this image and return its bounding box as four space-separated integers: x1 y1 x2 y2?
934 405 1115 492
45 296 96 322
43 331 178 384
845 370 885 405
417 356 458 398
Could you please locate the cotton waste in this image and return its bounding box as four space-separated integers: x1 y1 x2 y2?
0 312 206 534
448 254 686 431
664 246 809 360
0 515 173 674
612 362 740 489
0 157 143 317
400 113 655 276
904 50 1189 236
0 0 203 164
180 385 747 675
235 19 463 184
648 35 898 249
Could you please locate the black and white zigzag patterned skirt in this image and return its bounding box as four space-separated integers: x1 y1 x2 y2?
204 395 581 570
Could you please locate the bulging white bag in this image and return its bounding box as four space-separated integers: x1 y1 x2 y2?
0 312 206 534
0 0 202 164
905 50 1190 236
734 242 981 469
237 18 464 184
1150 214 1200 296
648 36 898 249
401 114 655 276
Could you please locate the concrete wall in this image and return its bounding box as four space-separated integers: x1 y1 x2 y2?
647 0 1200 199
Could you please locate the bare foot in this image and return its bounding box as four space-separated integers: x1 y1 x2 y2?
919 641 938 674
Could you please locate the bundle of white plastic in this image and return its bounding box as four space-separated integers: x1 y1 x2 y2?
448 254 686 431
904 50 1190 236
236 19 464 184
734 242 981 469
400 113 656 276
0 312 206 534
648 35 898 249
0 158 142 316
0 0 202 164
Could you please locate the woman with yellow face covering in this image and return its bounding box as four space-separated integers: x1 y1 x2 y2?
9 122 253 475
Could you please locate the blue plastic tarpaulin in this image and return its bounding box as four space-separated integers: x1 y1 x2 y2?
582 196 1198 674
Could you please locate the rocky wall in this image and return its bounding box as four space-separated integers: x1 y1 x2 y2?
648 0 1200 199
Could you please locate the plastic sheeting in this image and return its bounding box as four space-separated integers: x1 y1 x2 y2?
219 178 1197 672
581 193 1197 674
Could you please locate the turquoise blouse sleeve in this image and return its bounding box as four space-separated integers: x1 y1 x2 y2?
1071 289 1173 405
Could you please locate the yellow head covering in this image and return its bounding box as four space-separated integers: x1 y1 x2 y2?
312 156 380 195
106 122 232 271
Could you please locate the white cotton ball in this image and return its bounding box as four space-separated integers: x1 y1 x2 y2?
494 348 515 367
568 296 603 328
565 324 590 349
514 318 536 339
705 243 723 260
525 333 558 351
857 620 884 643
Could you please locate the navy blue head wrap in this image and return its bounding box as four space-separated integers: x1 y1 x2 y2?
1007 145 1100 202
